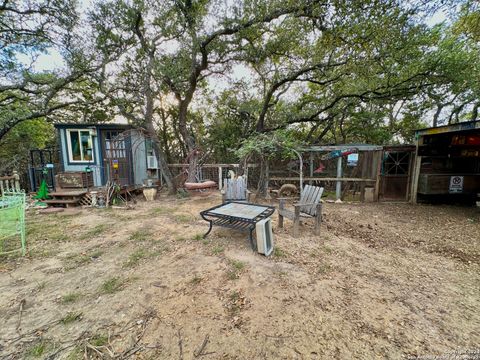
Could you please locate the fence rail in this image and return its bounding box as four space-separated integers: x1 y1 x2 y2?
162 164 259 190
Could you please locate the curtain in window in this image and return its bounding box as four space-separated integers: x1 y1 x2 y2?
69 131 81 161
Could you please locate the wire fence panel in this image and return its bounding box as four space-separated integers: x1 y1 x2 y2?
164 164 258 190
0 191 26 255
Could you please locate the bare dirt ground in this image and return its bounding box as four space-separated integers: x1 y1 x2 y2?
0 193 479 359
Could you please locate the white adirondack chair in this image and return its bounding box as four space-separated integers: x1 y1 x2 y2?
278 184 324 236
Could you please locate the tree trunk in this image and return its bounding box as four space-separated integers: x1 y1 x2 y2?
256 157 269 198
433 104 443 127
144 52 175 193
178 97 199 183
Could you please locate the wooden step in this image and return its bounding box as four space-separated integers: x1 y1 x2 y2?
44 199 79 204
49 190 87 197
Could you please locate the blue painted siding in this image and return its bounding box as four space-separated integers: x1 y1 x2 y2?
56 124 155 187
58 127 103 186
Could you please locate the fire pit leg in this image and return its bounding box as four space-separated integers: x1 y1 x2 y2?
249 227 256 251
203 221 213 238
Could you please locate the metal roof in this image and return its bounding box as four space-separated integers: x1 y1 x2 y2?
415 120 480 136
54 123 133 128
298 144 383 152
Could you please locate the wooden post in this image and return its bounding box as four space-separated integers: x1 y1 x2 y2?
293 205 300 237
314 203 322 236
278 199 285 228
411 155 421 204
373 150 382 202
359 153 368 202
336 156 342 200
309 152 314 185
409 134 423 204
13 171 20 191
405 151 415 202
218 166 222 190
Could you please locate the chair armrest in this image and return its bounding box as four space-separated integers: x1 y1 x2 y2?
277 197 299 201
293 202 320 207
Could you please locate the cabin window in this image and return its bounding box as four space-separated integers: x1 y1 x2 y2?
145 138 155 157
66 129 94 162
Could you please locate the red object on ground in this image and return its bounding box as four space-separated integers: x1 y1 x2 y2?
184 181 217 190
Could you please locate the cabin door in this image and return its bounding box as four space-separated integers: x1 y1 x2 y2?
101 130 133 186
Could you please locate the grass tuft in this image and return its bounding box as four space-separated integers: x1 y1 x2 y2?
211 245 224 255
226 259 246 280
81 224 108 240
273 246 286 258
27 341 49 357
123 249 147 268
231 260 245 271
90 334 108 347
66 347 83 360
190 275 203 285
192 233 203 241
61 311 82 325
128 229 152 242
63 248 104 270
61 292 81 304
150 207 176 215
100 277 125 294
173 214 192 223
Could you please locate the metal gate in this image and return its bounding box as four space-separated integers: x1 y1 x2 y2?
101 130 133 186
380 146 415 201
28 149 56 192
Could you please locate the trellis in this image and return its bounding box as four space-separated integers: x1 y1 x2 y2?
0 191 26 255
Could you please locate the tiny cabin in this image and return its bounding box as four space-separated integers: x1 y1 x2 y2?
411 120 480 204
55 123 159 189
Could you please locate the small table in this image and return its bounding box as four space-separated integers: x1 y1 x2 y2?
200 201 275 250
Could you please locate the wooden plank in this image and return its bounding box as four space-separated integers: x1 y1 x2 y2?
49 190 87 196
310 187 324 216
298 184 310 205
405 152 414 201
359 152 369 202
304 186 318 215
302 185 318 215
278 208 313 220
411 155 422 203
269 177 376 182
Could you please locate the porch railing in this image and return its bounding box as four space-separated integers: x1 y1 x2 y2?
0 171 21 196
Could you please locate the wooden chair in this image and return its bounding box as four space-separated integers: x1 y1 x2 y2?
278 184 324 236
222 177 251 203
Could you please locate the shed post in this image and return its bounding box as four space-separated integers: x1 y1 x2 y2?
218 166 222 190
373 150 382 202
336 156 342 200
359 152 368 202
309 152 314 185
